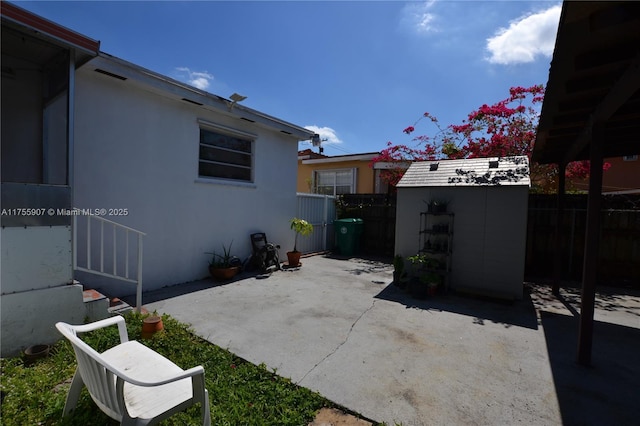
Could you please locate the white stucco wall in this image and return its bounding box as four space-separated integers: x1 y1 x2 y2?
73 68 300 293
1 226 72 293
1 283 86 357
395 186 528 299
0 226 81 357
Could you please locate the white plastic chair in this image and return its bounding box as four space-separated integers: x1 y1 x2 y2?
56 316 211 425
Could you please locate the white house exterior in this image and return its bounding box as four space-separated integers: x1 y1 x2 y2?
1 3 315 356
73 53 314 293
395 156 530 300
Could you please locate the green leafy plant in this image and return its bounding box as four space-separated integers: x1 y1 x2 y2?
407 253 439 270
206 241 236 268
393 254 408 286
407 253 442 286
393 255 405 274
290 218 314 253
426 199 449 213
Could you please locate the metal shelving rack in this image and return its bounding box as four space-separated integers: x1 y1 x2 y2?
419 211 454 291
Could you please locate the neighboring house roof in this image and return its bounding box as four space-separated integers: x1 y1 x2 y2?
299 152 379 165
298 149 328 160
397 156 531 188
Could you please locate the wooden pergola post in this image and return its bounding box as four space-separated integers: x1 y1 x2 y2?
552 162 566 296
577 123 604 366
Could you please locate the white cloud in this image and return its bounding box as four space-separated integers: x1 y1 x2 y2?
486 4 561 65
175 67 214 90
304 125 342 145
400 1 439 34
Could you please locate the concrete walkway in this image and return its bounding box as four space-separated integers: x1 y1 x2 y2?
141 255 640 425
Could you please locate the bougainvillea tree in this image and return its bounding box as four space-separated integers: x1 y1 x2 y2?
371 84 607 192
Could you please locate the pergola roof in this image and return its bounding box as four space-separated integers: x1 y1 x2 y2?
533 1 640 165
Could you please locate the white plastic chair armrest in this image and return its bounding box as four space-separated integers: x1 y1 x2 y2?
70 316 129 343
117 365 205 388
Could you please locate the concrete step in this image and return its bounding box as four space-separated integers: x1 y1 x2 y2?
107 297 134 315
82 289 110 321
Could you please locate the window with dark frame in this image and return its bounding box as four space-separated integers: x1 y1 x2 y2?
199 128 253 182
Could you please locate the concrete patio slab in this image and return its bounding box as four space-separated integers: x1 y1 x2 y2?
140 255 640 425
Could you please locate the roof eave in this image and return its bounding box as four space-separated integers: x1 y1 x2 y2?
1 1 100 64
85 53 315 141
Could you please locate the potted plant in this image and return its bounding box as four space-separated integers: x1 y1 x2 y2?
393 254 408 288
427 199 449 213
424 272 441 296
206 242 241 281
287 217 313 267
407 253 441 298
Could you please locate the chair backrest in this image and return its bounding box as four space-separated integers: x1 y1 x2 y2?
56 322 123 420
250 233 267 253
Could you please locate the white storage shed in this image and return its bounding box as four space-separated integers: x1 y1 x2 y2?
395 156 530 300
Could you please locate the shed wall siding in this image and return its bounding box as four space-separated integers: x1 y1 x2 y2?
449 188 487 292
481 188 528 297
74 68 299 291
396 185 528 299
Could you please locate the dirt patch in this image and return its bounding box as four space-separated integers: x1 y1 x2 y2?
309 408 373 426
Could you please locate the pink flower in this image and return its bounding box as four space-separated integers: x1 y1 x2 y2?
403 126 415 134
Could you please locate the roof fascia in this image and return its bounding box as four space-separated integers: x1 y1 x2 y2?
85 53 315 141
1 2 99 55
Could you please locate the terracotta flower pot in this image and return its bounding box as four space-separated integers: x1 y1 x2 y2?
142 315 164 339
286 251 302 267
209 266 240 281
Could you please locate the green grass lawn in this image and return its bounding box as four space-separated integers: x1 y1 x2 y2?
0 312 337 425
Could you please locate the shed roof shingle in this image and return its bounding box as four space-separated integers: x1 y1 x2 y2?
396 156 530 188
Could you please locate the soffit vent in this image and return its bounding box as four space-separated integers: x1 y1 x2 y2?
240 117 256 123
182 98 203 106
94 68 127 81
280 130 292 135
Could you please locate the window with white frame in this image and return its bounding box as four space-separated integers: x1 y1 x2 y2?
198 125 253 182
314 169 356 195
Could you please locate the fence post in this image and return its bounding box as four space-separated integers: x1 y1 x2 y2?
323 195 329 251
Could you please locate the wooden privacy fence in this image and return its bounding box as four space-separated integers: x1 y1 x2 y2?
336 194 396 257
525 194 640 286
336 193 639 286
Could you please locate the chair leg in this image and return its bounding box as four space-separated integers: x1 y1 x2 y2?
202 388 211 426
63 369 84 416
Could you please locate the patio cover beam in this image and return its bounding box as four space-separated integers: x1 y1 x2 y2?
562 53 640 166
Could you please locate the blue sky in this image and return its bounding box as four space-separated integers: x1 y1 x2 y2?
16 1 561 155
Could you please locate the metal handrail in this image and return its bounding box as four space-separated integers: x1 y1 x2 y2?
73 214 146 312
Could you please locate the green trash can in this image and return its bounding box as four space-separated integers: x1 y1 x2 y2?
334 218 364 256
